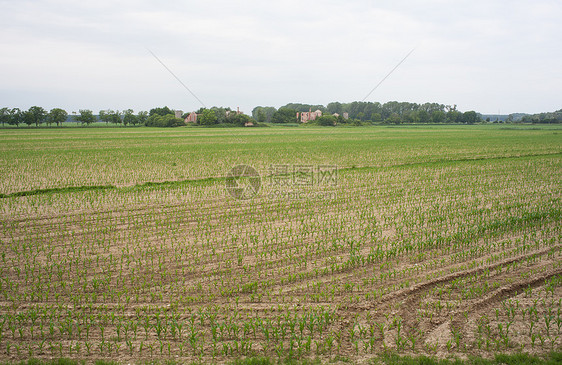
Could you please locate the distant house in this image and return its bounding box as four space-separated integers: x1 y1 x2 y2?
297 109 323 123
174 110 183 119
226 107 244 117
185 112 198 123
244 121 254 127
333 112 350 120
184 107 246 124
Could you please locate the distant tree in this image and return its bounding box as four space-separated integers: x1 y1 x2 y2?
74 109 96 126
198 109 218 125
256 109 266 123
281 103 327 113
327 102 343 115
0 107 9 127
447 110 462 123
518 110 561 124
348 101 364 119
149 106 174 117
99 109 122 125
23 106 47 127
210 107 232 124
363 102 381 120
401 111 417 124
137 111 149 125
371 113 382 123
461 111 480 124
445 104 457 112
417 110 430 123
99 110 110 124
9 108 22 127
431 110 446 124
252 106 276 123
386 113 401 124
420 102 443 114
521 114 540 123
108 110 122 125
145 114 184 127
23 110 34 127
122 109 137 126
47 108 68 127
227 113 253 127
32 106 47 127
312 115 337 126
271 108 296 123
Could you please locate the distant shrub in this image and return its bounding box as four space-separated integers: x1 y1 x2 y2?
145 114 184 127
308 115 336 126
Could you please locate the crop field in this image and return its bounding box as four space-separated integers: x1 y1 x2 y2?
0 125 561 363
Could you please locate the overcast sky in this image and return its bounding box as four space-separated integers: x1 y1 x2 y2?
1 0 561 115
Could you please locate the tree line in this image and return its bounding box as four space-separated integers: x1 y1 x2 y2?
0 106 182 128
4 102 558 128
0 106 255 128
0 106 70 127
515 109 562 124
253 101 484 124
193 107 254 126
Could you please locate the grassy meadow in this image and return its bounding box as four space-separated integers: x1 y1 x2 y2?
0 125 561 363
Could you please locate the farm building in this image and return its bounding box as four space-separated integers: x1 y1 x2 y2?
297 109 323 123
185 112 198 123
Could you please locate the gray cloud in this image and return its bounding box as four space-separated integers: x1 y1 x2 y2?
1 0 560 114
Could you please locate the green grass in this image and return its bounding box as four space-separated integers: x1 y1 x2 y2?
373 352 562 365
0 124 560 364
3 353 561 365
0 359 84 365
1 125 561 194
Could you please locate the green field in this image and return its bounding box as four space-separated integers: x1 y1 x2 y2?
1 125 560 193
0 125 561 363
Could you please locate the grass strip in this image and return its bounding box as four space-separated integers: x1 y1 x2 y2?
1 152 560 199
